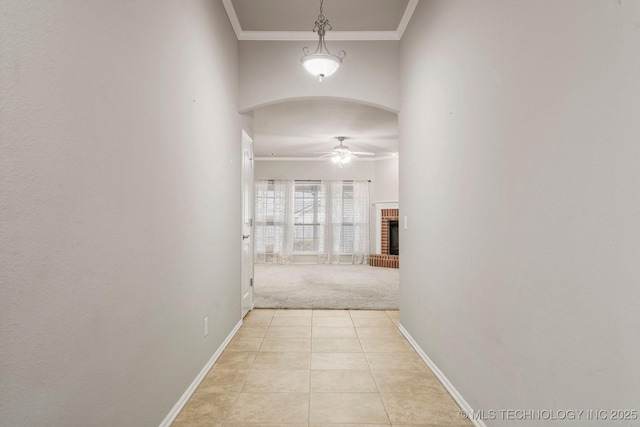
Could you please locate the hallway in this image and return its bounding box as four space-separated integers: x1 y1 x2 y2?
3 1 640 425
173 309 471 426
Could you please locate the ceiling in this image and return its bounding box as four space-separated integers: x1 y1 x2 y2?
253 99 398 159
223 0 418 40
225 1 406 160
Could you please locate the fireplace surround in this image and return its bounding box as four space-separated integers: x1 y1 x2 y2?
370 202 399 268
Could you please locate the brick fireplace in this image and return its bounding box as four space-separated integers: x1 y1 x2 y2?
370 205 399 269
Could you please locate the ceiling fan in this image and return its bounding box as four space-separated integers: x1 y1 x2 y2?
317 137 375 166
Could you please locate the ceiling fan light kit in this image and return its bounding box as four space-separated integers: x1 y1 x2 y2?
332 152 352 167
322 136 374 167
301 0 346 82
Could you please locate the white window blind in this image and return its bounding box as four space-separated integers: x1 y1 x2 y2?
339 182 355 253
261 181 276 254
255 179 369 264
293 181 324 253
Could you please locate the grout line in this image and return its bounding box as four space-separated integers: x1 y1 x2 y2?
195 310 427 425
362 317 393 426
223 389 243 424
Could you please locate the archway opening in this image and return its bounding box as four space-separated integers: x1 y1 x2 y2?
247 97 401 310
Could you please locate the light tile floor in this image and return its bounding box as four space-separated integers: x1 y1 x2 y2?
172 309 472 427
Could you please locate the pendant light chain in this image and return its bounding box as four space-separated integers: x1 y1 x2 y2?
313 0 331 38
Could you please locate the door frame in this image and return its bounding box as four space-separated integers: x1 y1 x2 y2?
240 129 255 318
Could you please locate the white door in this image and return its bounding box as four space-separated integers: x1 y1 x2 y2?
241 130 254 318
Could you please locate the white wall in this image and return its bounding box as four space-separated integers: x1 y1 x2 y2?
239 41 400 112
255 159 375 182
399 1 640 425
373 158 399 202
0 1 242 425
371 157 399 254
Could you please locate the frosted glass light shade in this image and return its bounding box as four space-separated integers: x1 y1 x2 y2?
331 154 353 165
301 54 341 79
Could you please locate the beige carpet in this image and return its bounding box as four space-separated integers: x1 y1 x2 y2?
253 264 399 310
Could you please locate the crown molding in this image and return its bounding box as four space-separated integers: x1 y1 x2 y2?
255 155 397 162
222 0 243 39
223 0 418 42
397 0 419 39
238 30 401 41
256 157 334 161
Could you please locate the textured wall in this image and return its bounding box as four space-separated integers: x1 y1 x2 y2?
0 1 242 425
399 1 640 425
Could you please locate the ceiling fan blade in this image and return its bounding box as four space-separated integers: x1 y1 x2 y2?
351 151 376 156
317 153 337 158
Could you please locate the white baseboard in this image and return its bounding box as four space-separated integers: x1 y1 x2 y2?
397 322 487 427
159 319 243 427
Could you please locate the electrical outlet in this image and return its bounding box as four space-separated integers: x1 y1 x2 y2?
404 216 408 230
204 317 208 337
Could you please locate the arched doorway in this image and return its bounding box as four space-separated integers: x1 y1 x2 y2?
245 98 400 310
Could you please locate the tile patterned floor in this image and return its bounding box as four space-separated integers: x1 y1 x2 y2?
172 309 472 427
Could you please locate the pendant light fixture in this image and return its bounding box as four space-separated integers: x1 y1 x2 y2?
301 0 346 82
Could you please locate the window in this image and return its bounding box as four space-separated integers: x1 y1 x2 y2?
339 182 354 253
254 179 369 264
293 182 324 252
291 181 356 254
256 180 277 254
